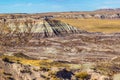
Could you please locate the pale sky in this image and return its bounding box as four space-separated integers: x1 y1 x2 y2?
0 0 120 13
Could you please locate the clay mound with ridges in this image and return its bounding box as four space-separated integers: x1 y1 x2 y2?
3 18 84 38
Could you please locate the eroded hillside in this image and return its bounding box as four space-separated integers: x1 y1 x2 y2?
0 14 120 80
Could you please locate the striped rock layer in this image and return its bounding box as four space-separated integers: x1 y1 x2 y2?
1 19 83 38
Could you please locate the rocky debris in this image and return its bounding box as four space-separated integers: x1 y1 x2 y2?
0 58 49 80
0 58 112 80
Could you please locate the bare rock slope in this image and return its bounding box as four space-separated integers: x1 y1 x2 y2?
0 17 120 80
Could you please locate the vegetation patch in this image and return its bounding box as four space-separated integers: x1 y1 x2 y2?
95 62 120 76
57 18 120 33
13 52 35 60
0 55 70 68
75 71 90 80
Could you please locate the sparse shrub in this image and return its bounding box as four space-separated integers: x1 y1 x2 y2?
20 69 32 74
33 68 40 72
48 70 58 78
7 77 15 80
40 74 50 80
13 52 33 60
40 74 46 78
3 72 12 76
75 71 90 80
2 57 14 64
39 66 50 72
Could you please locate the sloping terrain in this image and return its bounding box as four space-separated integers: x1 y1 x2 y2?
0 14 120 80
0 32 120 80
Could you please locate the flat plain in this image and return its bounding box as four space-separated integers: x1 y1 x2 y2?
57 18 120 33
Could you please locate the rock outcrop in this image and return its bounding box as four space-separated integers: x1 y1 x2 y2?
0 18 82 38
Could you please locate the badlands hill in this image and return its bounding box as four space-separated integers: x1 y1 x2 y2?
0 9 120 80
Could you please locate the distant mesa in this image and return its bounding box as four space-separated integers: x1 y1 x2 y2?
0 8 120 20
95 8 120 12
